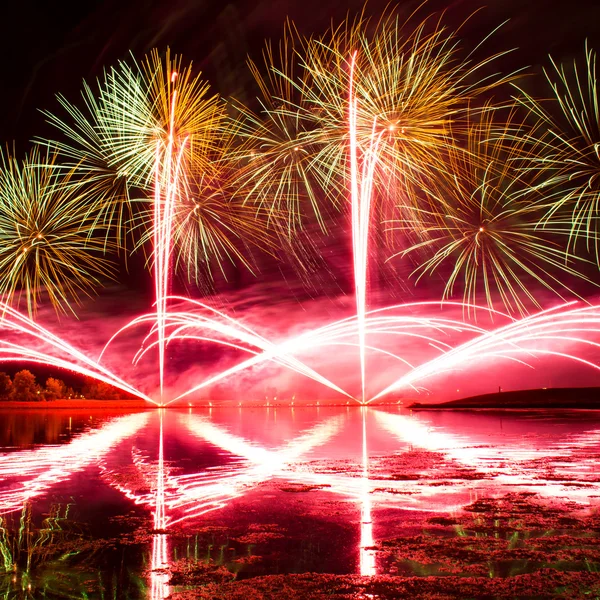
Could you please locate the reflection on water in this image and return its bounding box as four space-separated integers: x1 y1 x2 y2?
1 406 600 597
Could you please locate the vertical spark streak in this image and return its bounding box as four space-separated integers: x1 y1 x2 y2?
359 407 376 575
154 71 188 400
349 54 383 403
349 53 362 402
154 140 164 400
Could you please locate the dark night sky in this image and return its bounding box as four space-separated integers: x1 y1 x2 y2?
2 0 600 149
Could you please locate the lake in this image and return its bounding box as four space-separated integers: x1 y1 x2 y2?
1 406 600 599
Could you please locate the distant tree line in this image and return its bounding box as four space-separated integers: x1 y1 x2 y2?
0 370 133 401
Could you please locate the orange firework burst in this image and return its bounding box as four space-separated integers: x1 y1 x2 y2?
0 148 116 316
231 7 517 233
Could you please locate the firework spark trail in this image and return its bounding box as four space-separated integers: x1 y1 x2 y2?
0 300 153 403
154 71 188 400
100 52 462 402
349 51 385 403
166 333 352 403
13 22 600 408
110 315 352 401
370 302 600 401
0 412 149 514
40 48 252 287
167 301 497 403
154 139 165 401
102 296 353 401
98 291 600 405
166 318 447 403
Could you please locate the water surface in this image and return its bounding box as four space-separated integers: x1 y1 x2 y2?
1 407 600 598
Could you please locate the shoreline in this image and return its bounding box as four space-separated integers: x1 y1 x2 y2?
0 400 404 410
409 387 600 410
0 399 152 410
3 388 599 410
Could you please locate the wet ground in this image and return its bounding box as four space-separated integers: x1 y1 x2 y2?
0 407 599 598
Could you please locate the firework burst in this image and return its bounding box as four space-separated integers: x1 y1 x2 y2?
229 23 331 232
171 163 275 289
133 138 276 292
392 108 596 314
99 47 226 189
0 148 116 316
38 81 134 252
514 43 600 263
39 49 226 238
40 48 273 285
231 7 516 232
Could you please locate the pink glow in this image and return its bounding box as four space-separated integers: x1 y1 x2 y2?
5 408 600 588
99 410 382 578
96 292 600 404
3 279 600 405
92 408 600 583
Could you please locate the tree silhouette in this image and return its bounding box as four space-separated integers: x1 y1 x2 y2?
12 370 39 401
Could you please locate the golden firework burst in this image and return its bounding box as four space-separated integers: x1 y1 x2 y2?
231 7 516 233
515 43 600 263
390 108 596 314
0 148 117 316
